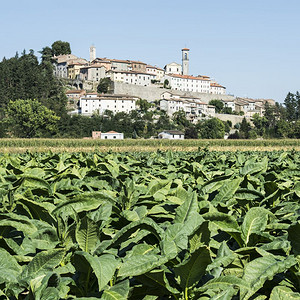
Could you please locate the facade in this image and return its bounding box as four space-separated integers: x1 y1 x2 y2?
92 131 124 139
210 82 226 95
101 131 124 139
159 92 215 119
182 48 190 75
146 65 164 81
79 93 138 116
107 70 155 86
158 130 184 140
90 58 112 71
68 62 87 79
164 62 182 75
53 55 87 78
164 74 211 93
79 64 106 82
110 59 131 71
130 61 147 72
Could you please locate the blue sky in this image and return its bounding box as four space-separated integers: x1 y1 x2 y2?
1 0 299 102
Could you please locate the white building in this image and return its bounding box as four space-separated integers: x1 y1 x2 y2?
79 93 138 116
164 74 211 93
92 131 124 139
210 82 226 95
164 62 182 75
158 130 184 139
160 92 215 119
107 70 155 86
146 65 164 81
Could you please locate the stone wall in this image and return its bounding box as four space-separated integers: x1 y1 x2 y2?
112 82 235 103
215 113 253 126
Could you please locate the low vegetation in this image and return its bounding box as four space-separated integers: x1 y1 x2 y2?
0 150 299 299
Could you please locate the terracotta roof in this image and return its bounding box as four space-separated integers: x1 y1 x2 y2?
105 131 119 134
210 82 225 88
130 60 147 65
168 74 210 81
182 48 190 51
108 70 154 76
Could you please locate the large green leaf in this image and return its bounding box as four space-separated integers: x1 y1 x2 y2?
101 280 129 300
0 212 37 235
242 255 297 299
240 157 268 176
21 248 65 282
0 248 22 284
211 177 242 205
74 252 118 291
75 216 98 253
199 275 249 293
52 191 116 215
15 197 56 225
241 207 269 246
269 286 300 299
173 246 211 291
118 254 168 277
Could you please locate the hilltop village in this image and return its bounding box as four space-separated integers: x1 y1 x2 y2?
54 46 275 126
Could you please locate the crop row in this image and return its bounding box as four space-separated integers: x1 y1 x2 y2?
0 138 299 149
0 150 299 299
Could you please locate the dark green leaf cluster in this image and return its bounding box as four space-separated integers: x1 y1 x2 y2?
0 49 67 118
0 150 299 299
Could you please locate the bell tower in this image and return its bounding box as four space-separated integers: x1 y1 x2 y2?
90 45 96 62
182 48 190 75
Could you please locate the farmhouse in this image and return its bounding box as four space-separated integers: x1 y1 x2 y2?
158 130 185 140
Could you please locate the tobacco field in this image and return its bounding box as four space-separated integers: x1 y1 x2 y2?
0 150 299 299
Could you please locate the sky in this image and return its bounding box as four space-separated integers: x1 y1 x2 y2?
1 0 299 102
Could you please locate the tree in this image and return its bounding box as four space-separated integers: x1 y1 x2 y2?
185 126 198 139
284 92 297 121
197 118 225 139
163 79 170 89
5 99 60 138
136 99 152 113
172 110 189 129
0 50 67 116
97 78 112 94
51 41 71 56
239 117 251 139
222 107 233 114
209 100 224 113
39 46 53 63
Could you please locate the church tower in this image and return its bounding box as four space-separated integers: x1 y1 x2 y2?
182 48 190 75
90 45 96 62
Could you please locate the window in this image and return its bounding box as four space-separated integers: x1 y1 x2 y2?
105 136 108 139
113 136 116 139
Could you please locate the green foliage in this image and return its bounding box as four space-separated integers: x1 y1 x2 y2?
0 49 67 117
5 99 60 138
198 117 225 139
209 99 224 113
97 77 112 94
51 40 71 56
0 150 298 298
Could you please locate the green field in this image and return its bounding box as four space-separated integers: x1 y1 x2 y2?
0 150 299 299
0 138 299 153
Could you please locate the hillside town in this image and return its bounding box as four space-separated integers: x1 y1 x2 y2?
57 46 275 126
